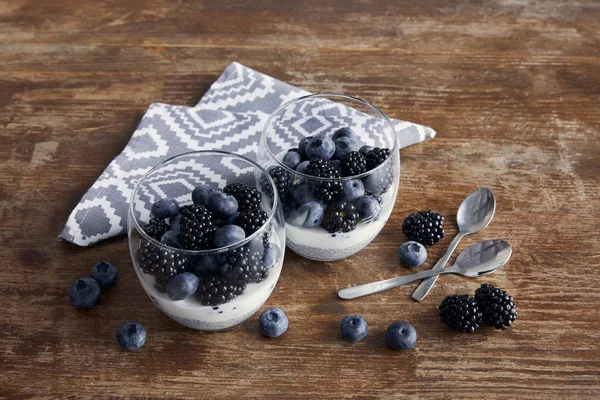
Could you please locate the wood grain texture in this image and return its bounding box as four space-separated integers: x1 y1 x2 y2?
1 0 599 398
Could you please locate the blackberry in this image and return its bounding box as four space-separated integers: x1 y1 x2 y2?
321 200 360 233
235 209 268 236
217 246 267 284
439 294 482 333
223 183 262 212
262 166 291 199
137 239 189 289
305 159 343 202
179 205 217 250
365 147 391 170
143 218 169 240
195 275 245 306
402 211 445 246
340 151 367 177
475 283 518 330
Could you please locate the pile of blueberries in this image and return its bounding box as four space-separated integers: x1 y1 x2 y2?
268 127 394 233
137 182 280 307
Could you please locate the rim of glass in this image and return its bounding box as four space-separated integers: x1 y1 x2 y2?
129 150 280 255
260 93 398 182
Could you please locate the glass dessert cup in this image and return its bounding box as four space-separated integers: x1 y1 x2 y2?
258 94 400 262
128 151 286 331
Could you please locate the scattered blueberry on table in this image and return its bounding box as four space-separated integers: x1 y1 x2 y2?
398 241 427 268
386 321 417 350
69 277 101 309
117 321 147 350
90 261 118 288
259 308 289 338
340 315 368 342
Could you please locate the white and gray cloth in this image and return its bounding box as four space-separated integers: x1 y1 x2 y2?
59 62 436 246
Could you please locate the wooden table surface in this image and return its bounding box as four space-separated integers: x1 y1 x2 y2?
1 1 599 399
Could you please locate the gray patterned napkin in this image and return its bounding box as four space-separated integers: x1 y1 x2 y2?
60 62 436 246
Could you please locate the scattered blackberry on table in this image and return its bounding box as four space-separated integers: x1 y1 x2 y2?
143 218 169 240
340 151 367 177
217 246 267 284
402 210 445 246
137 239 189 289
365 147 391 170
321 200 360 233
223 183 262 212
439 294 482 333
235 209 268 236
179 204 217 250
305 159 343 202
195 274 245 306
475 283 518 330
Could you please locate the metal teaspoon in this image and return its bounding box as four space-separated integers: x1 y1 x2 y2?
412 188 496 301
338 239 511 300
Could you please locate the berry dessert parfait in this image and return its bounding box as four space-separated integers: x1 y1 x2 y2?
128 151 285 331
258 94 400 261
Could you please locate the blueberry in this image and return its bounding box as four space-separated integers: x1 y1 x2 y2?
282 150 302 169
214 211 239 227
248 236 266 257
386 321 417 350
341 179 365 202
191 254 219 276
328 159 343 175
90 261 118 288
359 145 375 156
332 127 358 142
298 136 313 159
340 315 368 342
293 184 319 205
289 201 324 228
69 277 101 309
333 137 358 160
263 244 281 268
167 272 199 300
214 225 245 248
117 321 147 350
296 160 310 174
206 191 238 218
259 308 289 337
192 184 213 205
355 195 382 221
160 230 181 248
169 214 182 232
398 241 427 268
306 134 335 161
151 198 179 219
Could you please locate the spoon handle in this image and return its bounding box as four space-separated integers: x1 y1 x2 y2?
412 231 467 302
338 266 458 300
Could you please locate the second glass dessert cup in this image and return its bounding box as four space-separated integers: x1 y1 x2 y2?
258 94 400 261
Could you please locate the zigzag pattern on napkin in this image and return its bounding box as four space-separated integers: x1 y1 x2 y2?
60 62 436 246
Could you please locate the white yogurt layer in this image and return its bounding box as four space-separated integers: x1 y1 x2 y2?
286 189 396 261
135 237 284 331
